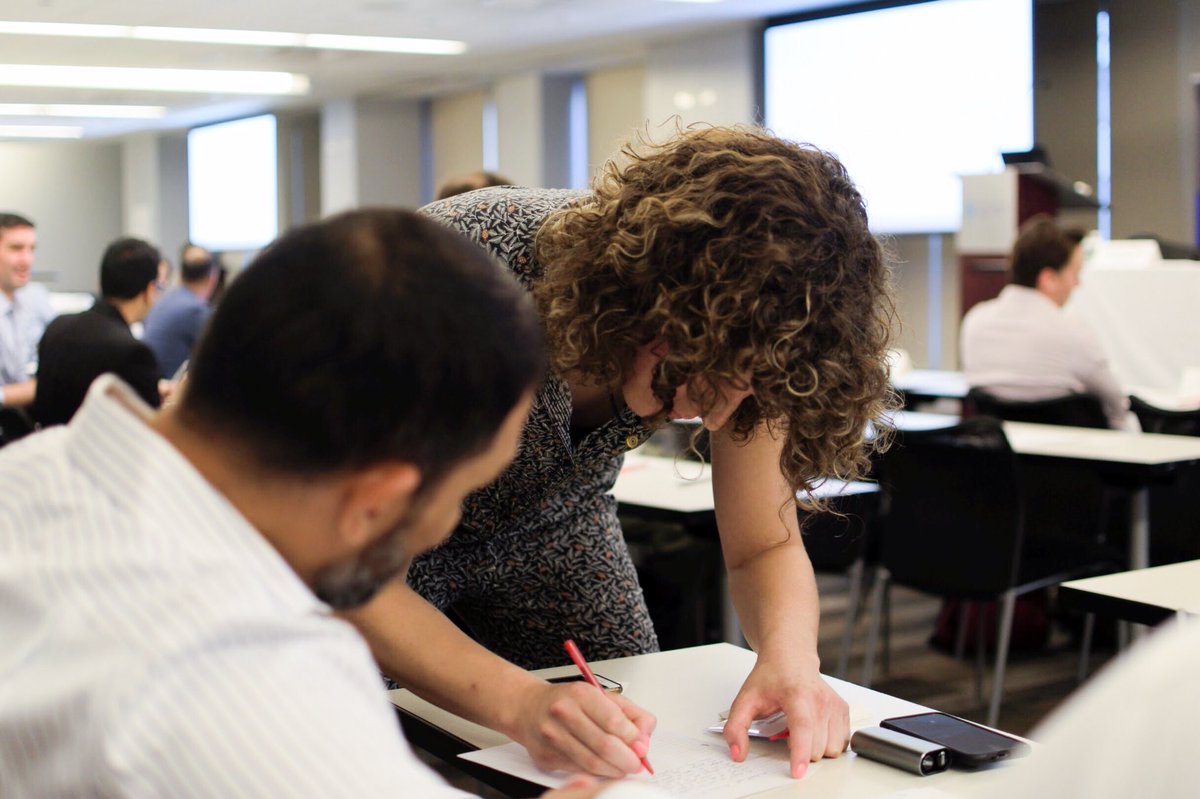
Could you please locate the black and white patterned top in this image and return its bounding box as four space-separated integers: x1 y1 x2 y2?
408 187 659 669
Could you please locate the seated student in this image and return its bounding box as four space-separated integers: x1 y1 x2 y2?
32 237 163 426
997 618 1200 798
143 242 219 379
0 209 653 799
0 212 55 411
960 215 1132 430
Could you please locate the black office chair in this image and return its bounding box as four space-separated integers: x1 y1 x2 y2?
1129 395 1200 436
964 387 1109 429
965 385 1119 571
861 417 1114 727
0 407 34 447
1127 396 1200 565
801 488 880 680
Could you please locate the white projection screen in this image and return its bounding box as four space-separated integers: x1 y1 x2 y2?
764 0 1033 234
187 114 279 252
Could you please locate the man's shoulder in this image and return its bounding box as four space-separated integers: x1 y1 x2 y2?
146 288 206 326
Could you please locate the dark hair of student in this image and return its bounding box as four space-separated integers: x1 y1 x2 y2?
179 243 216 283
436 171 513 201
0 212 34 232
99 238 162 301
1010 214 1086 288
179 208 544 485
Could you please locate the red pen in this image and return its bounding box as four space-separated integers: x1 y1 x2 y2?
562 639 654 776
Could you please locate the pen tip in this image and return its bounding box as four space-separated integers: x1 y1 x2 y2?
642 758 654 776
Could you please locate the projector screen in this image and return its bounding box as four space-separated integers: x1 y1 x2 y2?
187 114 279 252
764 0 1033 234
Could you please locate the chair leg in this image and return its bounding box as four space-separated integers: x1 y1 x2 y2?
837 558 866 680
988 590 1018 728
954 601 970 661
881 579 892 675
975 602 987 706
862 567 890 687
1077 612 1095 683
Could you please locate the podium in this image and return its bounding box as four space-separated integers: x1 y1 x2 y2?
957 165 1099 317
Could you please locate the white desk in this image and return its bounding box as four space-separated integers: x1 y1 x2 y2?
1059 559 1200 626
891 369 968 403
613 452 878 521
391 643 1029 798
888 412 1200 571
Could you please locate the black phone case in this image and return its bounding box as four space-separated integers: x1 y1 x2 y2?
880 712 1030 767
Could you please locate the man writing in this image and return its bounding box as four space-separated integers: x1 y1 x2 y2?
0 209 652 798
0 212 55 410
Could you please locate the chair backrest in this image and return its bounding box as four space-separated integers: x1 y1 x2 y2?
802 490 879 573
878 416 1024 597
965 387 1109 429
1129 395 1200 436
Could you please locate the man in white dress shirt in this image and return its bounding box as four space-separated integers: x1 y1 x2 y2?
960 214 1131 429
0 209 651 799
0 212 55 410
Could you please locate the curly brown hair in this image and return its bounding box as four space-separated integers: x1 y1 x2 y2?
533 125 896 496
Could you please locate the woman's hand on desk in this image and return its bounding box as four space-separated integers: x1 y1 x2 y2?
506 679 657 778
723 651 849 779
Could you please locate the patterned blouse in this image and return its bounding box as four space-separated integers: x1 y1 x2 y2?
409 187 660 669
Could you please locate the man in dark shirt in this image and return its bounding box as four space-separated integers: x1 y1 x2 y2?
33 238 163 426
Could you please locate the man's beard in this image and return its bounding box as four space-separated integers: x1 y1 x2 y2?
312 512 415 611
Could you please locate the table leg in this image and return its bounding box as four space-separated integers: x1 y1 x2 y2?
1129 486 1150 571
720 568 747 647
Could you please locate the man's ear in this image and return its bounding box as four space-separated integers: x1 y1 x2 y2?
1035 266 1057 294
336 463 422 550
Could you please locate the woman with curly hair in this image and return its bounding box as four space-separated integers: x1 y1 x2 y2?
342 125 895 783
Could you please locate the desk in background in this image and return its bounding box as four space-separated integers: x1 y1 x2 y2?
1059 559 1200 627
888 411 1200 571
391 643 1029 798
891 368 968 408
613 453 878 647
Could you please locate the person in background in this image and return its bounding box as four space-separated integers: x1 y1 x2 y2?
32 237 163 426
344 125 896 782
0 212 55 411
436 170 513 200
0 208 657 799
960 214 1132 430
144 242 219 379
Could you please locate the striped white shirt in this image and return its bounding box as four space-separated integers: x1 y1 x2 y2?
0 376 470 798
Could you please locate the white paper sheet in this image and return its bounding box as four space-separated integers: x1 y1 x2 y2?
459 730 796 798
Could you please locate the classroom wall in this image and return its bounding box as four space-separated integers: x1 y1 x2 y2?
0 141 122 292
430 91 487 195
10 3 1200 363
585 64 646 180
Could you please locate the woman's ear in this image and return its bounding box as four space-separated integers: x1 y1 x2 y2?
336 463 422 550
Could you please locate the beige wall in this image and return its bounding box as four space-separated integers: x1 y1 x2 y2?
586 64 646 183
430 91 486 195
0 141 122 292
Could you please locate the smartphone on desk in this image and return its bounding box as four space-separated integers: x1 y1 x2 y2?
880 712 1030 767
545 673 623 694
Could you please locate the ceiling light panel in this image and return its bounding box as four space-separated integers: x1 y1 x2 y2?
0 20 466 55
0 103 167 118
0 65 310 95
